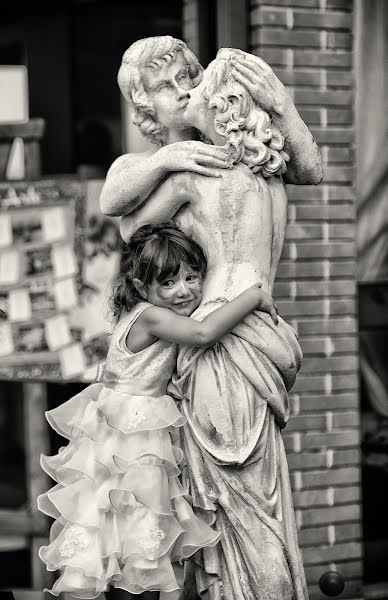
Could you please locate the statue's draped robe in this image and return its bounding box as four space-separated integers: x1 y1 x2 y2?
171 302 308 600
121 159 309 599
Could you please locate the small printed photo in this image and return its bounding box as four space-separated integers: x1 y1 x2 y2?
14 322 48 353
12 212 43 244
70 327 83 343
25 246 53 277
30 287 56 313
83 335 109 367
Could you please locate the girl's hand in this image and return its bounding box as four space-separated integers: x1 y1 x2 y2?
249 283 279 324
231 56 289 117
156 141 231 177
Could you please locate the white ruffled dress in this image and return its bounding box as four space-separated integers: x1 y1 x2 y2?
38 302 221 598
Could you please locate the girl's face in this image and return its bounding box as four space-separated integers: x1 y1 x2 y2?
146 263 203 317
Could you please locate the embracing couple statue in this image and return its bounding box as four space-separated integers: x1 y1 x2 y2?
100 36 322 600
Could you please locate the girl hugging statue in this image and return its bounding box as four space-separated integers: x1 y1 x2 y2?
98 37 322 600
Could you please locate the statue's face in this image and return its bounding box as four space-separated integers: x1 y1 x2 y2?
183 63 217 137
142 53 194 130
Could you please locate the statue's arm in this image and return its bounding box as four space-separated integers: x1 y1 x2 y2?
232 56 323 185
100 149 167 217
100 143 229 217
120 172 194 242
272 97 323 185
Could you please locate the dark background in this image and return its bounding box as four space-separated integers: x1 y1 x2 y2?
0 0 184 175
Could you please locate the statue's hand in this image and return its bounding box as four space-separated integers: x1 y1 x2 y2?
157 141 230 177
231 56 289 117
250 283 279 324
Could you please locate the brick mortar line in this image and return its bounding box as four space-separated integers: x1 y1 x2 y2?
297 496 362 506
290 471 361 477
251 24 352 32
280 219 356 221
290 393 359 398
297 370 359 374
250 5 351 14
252 25 352 32
252 44 350 51
287 428 361 433
296 354 359 359
289 415 360 420
275 280 357 284
299 521 362 527
276 295 357 300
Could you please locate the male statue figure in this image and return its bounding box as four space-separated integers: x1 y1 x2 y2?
101 37 322 600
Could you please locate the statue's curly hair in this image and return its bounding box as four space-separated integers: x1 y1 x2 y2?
118 36 203 146
202 50 289 178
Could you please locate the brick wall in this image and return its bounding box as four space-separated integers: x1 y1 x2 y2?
250 1 361 599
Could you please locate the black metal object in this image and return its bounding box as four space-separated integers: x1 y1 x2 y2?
319 571 346 597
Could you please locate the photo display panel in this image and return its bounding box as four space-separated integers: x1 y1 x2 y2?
0 179 115 381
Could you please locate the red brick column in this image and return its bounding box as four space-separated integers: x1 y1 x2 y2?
250 1 361 599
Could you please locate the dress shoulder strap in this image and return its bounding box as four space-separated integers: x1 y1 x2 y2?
116 302 153 348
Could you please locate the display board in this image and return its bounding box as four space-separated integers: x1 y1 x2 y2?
0 179 120 381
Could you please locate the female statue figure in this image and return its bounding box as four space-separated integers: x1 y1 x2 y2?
114 47 318 600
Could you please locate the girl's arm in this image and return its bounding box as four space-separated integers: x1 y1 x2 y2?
100 142 229 217
140 284 278 348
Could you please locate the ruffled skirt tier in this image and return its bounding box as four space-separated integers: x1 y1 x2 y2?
38 383 221 598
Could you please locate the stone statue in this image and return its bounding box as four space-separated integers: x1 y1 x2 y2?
100 37 322 600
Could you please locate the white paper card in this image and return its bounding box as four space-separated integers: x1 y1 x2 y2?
8 288 32 322
0 214 13 247
52 245 78 278
0 322 14 357
45 314 72 351
59 343 86 379
0 250 21 285
0 66 28 123
53 277 78 310
42 207 67 243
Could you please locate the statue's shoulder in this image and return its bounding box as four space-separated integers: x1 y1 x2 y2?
106 149 156 178
224 162 254 184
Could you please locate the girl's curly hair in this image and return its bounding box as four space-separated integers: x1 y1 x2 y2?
110 221 207 322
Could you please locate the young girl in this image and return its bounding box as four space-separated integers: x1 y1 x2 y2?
38 222 278 600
